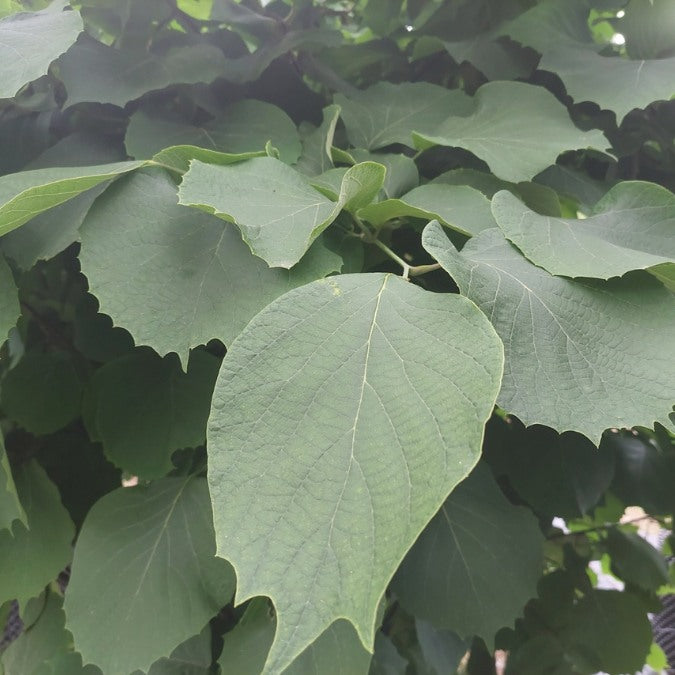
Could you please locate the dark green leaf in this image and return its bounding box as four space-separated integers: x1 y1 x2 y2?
0 434 25 530
0 254 19 341
295 104 341 176
606 528 669 591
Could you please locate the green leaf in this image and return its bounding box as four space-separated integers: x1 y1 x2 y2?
126 100 301 164
369 633 407 675
178 158 385 268
534 165 611 213
65 476 235 675
561 590 652 674
606 528 669 591
413 81 606 182
0 254 19 341
415 620 467 675
619 0 675 59
484 419 615 519
79 170 343 360
295 104 341 176
0 461 75 609
0 352 83 436
151 145 264 174
84 348 219 479
357 184 495 236
539 48 675 122
0 160 143 238
423 222 675 443
208 273 504 673
0 592 92 675
493 183 675 279
349 151 419 199
0 434 25 530
218 599 371 674
334 82 472 150
58 37 228 107
133 625 213 675
0 0 83 99
392 463 542 647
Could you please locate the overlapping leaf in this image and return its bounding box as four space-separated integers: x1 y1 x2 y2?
334 82 472 150
208 273 503 673
65 476 234 675
80 169 343 361
492 182 675 279
0 253 19 341
0 0 82 99
423 222 675 443
0 461 75 609
413 81 606 182
392 463 542 646
126 100 301 164
0 434 25 530
179 157 385 268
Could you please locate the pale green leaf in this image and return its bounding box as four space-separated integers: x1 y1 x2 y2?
84 349 219 479
0 254 19 341
151 145 264 174
619 0 675 59
493 183 675 279
58 37 228 107
334 82 472 150
126 100 301 164
79 170 342 361
413 81 606 182
392 463 542 647
178 158 384 268
540 47 675 122
0 160 142 237
295 104 341 176
218 599 371 675
423 222 675 443
0 352 82 436
0 0 82 99
349 151 419 199
650 262 675 291
0 461 75 609
208 273 504 673
358 184 495 235
0 434 25 530
65 476 235 675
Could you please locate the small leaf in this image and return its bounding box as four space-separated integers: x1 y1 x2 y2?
65 476 234 675
126 100 301 164
0 461 75 609
208 273 503 673
295 104 341 176
413 81 606 182
0 434 25 530
493 182 675 278
1 352 83 436
358 184 495 235
84 349 219 479
606 528 669 591
335 82 472 150
0 253 19 341
179 158 384 268
0 160 143 238
58 37 228 107
392 463 543 647
0 0 82 99
423 222 675 443
349 150 419 199
80 170 343 361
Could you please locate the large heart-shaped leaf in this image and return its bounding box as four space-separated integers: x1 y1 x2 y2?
0 0 82 99
80 170 343 362
179 158 385 268
392 463 543 646
65 476 234 675
413 81 606 182
334 82 472 150
423 222 675 443
492 182 675 279
208 273 503 673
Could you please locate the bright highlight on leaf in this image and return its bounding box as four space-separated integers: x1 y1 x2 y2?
207 273 503 673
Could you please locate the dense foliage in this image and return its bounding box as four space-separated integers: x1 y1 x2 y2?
0 0 674 673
